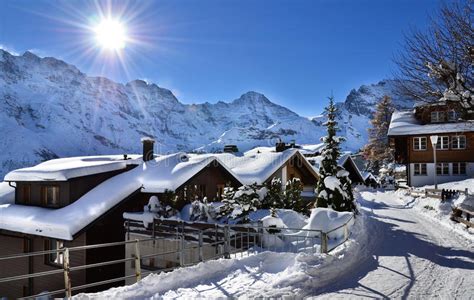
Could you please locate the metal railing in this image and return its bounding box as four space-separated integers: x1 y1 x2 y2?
0 215 354 299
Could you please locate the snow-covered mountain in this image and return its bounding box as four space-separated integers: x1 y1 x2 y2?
0 49 413 177
311 80 415 151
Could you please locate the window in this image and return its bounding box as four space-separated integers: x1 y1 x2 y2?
452 136 466 149
436 163 450 176
431 111 446 123
453 162 467 175
436 136 450 150
20 184 31 204
413 137 427 151
41 186 60 206
448 110 459 122
414 163 427 176
44 239 64 266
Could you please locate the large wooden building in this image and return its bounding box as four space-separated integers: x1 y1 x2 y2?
388 101 474 187
0 140 242 298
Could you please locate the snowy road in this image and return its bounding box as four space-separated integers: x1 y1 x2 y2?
77 190 474 299
316 190 474 299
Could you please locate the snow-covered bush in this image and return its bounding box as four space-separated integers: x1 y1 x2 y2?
144 195 179 219
378 164 395 188
221 183 266 223
190 197 217 222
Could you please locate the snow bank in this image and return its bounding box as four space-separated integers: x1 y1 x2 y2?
395 189 474 240
74 213 367 299
303 208 354 239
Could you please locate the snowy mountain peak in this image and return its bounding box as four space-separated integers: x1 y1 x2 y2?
0 49 414 178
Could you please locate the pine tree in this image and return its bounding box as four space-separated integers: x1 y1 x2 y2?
315 96 355 212
262 177 285 209
284 178 305 213
362 95 394 173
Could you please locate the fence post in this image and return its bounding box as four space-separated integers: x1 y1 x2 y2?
465 188 469 196
198 230 203 262
134 239 141 282
63 248 72 299
344 224 349 241
320 232 328 254
224 225 230 259
179 236 185 266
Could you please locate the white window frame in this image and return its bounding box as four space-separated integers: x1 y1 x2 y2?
451 135 466 150
452 162 467 175
413 163 427 176
448 110 459 122
435 136 450 150
413 137 427 151
45 239 64 266
431 111 446 123
436 163 450 176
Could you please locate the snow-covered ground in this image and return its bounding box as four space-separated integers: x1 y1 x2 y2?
75 186 474 299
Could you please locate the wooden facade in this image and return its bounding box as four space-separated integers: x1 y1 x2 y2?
390 102 474 187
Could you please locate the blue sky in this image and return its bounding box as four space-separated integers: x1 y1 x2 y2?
0 0 441 116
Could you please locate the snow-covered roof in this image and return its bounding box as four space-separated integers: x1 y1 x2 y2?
307 152 364 182
0 165 144 240
4 155 141 181
139 153 240 193
388 110 474 136
298 143 325 156
0 153 240 240
211 149 318 185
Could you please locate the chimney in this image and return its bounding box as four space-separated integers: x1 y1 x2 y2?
275 139 286 152
141 137 155 162
223 145 239 153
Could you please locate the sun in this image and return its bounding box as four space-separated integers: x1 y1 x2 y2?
94 18 127 50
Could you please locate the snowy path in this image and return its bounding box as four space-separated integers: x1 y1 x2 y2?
76 190 474 299
316 190 474 299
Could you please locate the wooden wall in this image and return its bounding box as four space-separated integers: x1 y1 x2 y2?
407 132 474 163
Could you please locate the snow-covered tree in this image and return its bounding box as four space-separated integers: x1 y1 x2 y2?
315 96 355 212
284 178 306 214
231 183 262 223
362 95 395 173
219 184 236 217
262 177 285 209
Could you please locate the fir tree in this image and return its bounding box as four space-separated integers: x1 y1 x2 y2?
284 178 305 213
262 177 285 209
315 96 355 212
362 95 395 173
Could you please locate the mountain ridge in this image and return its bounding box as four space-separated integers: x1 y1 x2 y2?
0 49 413 177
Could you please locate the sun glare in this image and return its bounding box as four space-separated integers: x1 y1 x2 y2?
94 19 127 50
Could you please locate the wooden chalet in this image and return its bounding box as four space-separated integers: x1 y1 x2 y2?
0 139 242 298
388 100 474 187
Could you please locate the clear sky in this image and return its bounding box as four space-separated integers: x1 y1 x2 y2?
0 0 442 116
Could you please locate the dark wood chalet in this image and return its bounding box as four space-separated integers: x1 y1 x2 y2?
0 140 242 298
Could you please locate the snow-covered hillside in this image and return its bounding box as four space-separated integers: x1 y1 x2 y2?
0 49 413 177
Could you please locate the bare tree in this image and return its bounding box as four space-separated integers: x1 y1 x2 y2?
394 0 474 111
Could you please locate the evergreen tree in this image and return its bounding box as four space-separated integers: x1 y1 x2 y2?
362 95 395 173
315 96 355 212
262 177 285 209
284 178 305 213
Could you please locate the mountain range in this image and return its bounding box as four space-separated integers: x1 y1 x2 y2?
0 49 413 177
